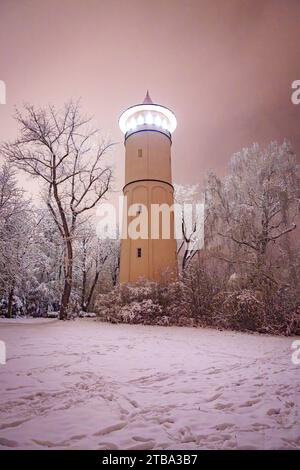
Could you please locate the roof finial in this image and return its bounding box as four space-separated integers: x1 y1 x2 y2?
143 90 153 104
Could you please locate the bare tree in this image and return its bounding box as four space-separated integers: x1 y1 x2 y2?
109 239 120 286
77 227 106 312
174 184 204 272
2 102 114 319
0 164 24 222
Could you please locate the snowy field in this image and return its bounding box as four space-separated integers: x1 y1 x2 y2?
0 319 299 450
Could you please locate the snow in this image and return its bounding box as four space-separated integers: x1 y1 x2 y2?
0 320 299 450
0 318 58 325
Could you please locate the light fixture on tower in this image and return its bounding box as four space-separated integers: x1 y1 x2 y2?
119 90 177 138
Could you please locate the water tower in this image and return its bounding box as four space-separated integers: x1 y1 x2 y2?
119 91 178 283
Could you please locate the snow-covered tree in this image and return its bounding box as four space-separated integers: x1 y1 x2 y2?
174 183 204 272
74 224 120 311
2 102 114 319
0 164 34 316
205 141 299 285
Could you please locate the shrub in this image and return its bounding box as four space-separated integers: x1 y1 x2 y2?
95 269 299 335
95 279 190 326
214 289 265 331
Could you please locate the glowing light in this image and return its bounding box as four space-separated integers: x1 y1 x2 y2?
137 114 144 125
155 115 162 127
119 103 177 134
130 117 137 130
146 113 154 125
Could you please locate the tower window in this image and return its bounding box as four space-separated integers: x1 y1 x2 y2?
137 248 142 258
137 204 142 215
138 148 143 158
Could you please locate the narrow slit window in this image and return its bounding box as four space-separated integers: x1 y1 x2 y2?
138 148 143 158
137 204 142 214
137 248 142 258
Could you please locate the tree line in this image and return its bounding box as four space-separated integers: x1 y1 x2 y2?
0 101 299 333
0 102 118 319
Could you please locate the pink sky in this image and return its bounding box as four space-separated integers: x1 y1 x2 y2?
0 0 299 198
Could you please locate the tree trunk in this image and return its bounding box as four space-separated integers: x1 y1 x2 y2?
112 268 118 286
7 284 15 318
81 269 87 311
85 271 100 312
52 175 74 321
59 239 73 320
80 240 87 311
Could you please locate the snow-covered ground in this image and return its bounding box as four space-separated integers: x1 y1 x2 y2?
0 320 299 450
0 318 58 324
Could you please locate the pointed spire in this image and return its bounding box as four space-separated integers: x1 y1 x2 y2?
143 90 153 104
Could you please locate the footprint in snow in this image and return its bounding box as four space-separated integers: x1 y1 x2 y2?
239 399 260 407
208 368 223 375
214 423 234 431
98 441 119 450
0 418 29 430
127 440 155 450
0 437 19 448
214 402 234 410
93 422 127 436
206 392 223 402
266 408 281 416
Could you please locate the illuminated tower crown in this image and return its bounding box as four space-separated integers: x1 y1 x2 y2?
119 90 177 141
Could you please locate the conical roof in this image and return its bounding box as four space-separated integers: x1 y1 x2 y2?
143 90 153 104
